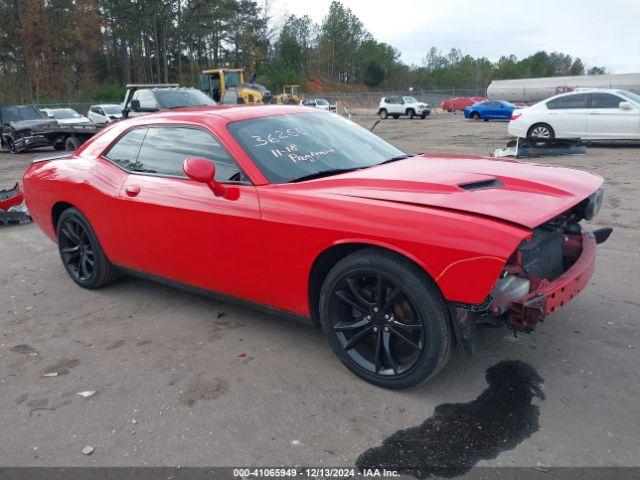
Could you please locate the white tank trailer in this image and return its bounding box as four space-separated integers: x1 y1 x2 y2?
487 73 640 103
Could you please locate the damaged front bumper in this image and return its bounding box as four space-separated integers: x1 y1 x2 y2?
508 229 610 329
449 227 611 357
13 134 52 152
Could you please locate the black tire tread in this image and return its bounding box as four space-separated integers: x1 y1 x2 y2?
319 248 452 389
57 207 119 289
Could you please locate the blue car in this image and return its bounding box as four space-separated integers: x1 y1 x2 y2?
464 100 522 121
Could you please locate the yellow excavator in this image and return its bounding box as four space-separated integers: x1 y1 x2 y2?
276 84 303 104
199 68 272 105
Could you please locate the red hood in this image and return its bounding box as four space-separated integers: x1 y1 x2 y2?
283 154 603 229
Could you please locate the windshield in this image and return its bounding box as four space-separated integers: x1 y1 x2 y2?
225 71 242 88
1 106 45 122
617 90 640 104
51 108 81 119
228 112 406 184
101 105 121 115
403 96 418 104
316 99 329 105
155 89 216 109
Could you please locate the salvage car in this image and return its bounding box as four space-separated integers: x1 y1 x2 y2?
441 96 486 112
41 108 92 125
23 105 610 389
88 104 123 124
0 104 58 152
508 89 640 139
378 96 430 119
301 98 336 111
464 100 522 121
122 84 216 118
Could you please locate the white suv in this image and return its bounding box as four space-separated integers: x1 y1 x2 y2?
508 89 640 140
378 96 431 119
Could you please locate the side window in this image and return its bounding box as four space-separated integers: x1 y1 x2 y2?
547 94 588 110
589 93 623 109
104 128 147 171
135 90 158 110
135 127 243 181
90 107 98 114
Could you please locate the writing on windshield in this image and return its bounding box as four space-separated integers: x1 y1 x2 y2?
228 112 405 184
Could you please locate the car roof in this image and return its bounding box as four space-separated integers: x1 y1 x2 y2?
127 104 316 123
548 88 623 100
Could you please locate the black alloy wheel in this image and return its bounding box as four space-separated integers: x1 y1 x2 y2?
56 208 119 288
320 249 452 389
330 271 424 376
58 215 95 283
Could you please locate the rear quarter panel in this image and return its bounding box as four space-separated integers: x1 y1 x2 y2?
23 156 134 267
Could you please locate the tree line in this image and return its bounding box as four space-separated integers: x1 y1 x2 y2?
0 0 608 103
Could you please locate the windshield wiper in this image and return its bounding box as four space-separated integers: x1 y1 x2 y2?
290 167 363 183
377 154 414 166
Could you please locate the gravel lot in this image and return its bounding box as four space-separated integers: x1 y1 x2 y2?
1 114 639 471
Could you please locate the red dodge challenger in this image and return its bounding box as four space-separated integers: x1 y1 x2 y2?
23 105 611 388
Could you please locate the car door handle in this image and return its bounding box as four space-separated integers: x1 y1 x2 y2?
125 185 141 197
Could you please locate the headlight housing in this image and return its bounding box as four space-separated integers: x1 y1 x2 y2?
584 186 604 220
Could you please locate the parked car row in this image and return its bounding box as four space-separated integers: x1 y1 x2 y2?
441 89 640 140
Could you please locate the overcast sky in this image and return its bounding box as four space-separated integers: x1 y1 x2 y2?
270 0 640 74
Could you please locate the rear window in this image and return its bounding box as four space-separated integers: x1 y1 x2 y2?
547 94 587 110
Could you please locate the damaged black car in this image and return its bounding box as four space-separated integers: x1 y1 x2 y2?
0 104 59 153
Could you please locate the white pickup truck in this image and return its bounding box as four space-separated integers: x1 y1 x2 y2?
378 96 431 119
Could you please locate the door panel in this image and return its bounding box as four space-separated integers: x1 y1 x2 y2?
547 109 587 137
117 176 270 305
586 94 640 139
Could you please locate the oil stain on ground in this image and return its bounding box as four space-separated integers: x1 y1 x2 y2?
356 360 545 478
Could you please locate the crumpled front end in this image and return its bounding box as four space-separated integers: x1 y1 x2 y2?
449 187 611 356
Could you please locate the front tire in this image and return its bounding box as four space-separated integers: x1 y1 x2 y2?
471 112 480 121
57 208 119 289
319 249 452 389
408 109 415 119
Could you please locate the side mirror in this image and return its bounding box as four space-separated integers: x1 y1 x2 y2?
183 157 226 197
619 101 633 111
130 99 141 112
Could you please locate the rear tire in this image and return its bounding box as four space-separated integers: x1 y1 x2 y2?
65 136 83 151
408 109 415 119
379 109 388 119
56 208 119 289
319 248 452 389
527 123 555 139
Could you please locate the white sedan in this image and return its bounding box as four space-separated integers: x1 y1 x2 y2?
508 89 640 140
41 108 92 125
87 104 123 124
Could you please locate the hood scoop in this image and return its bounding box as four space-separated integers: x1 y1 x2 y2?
458 178 504 191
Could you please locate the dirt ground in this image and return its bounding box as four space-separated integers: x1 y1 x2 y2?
1 113 639 471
